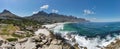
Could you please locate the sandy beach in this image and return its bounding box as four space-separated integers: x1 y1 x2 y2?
34 22 67 36
42 22 73 29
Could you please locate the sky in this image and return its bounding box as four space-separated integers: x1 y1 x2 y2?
0 0 120 22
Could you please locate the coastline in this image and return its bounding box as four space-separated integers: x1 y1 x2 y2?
1 22 120 49
0 22 80 49
41 22 120 49
42 22 73 29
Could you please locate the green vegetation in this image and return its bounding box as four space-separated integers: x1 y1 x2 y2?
0 23 35 41
0 24 18 35
0 32 10 35
6 38 18 42
0 19 42 29
12 31 33 38
12 33 25 38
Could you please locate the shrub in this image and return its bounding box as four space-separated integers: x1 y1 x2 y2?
6 38 18 42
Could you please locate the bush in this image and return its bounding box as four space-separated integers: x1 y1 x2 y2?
6 38 18 42
12 33 25 38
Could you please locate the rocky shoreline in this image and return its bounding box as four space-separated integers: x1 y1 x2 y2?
0 23 120 49
0 28 80 49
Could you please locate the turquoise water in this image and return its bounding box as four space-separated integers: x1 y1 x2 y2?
63 22 120 38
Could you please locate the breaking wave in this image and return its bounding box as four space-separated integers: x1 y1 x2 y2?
52 22 120 49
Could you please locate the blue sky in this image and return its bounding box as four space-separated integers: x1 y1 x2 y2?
0 0 120 22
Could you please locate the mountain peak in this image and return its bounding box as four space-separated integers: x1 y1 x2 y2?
0 9 19 18
32 11 48 16
37 11 48 15
2 9 11 14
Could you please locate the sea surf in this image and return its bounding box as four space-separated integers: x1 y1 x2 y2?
52 22 120 49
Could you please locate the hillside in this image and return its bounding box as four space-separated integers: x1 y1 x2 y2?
26 11 89 24
0 9 89 25
0 10 41 30
0 9 89 41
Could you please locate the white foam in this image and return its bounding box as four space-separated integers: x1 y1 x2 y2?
51 23 120 49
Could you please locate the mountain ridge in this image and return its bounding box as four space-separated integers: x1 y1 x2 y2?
0 9 18 17
0 9 89 24
26 11 89 24
0 9 21 20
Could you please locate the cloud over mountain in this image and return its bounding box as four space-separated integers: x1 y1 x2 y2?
40 5 49 10
52 9 59 13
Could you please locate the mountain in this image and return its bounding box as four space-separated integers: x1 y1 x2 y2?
26 11 89 24
0 9 89 25
0 10 41 29
0 9 89 36
0 9 21 20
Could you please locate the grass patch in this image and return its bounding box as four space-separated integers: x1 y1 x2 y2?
6 38 18 42
0 32 10 35
12 33 25 38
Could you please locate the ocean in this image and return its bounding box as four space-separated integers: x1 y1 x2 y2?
52 22 120 49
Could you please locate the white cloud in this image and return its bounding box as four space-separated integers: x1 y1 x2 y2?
32 11 38 14
83 9 95 15
52 9 59 13
40 5 49 10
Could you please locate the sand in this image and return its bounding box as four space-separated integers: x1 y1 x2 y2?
42 22 72 29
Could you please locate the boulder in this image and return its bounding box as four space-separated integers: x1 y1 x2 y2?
73 43 80 49
51 39 62 45
42 39 48 44
62 43 72 49
51 39 58 45
18 38 28 43
57 40 62 45
34 29 51 36
71 38 76 42
47 45 62 49
39 42 44 45
104 39 120 49
0 40 3 46
31 36 42 42
40 35 46 40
